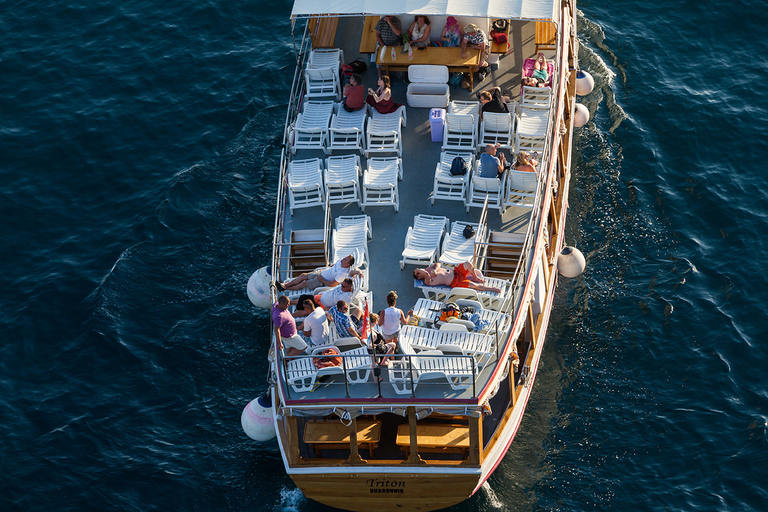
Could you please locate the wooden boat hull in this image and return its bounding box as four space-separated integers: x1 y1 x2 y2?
291 472 480 511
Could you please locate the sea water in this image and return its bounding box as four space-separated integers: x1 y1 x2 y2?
2 0 767 510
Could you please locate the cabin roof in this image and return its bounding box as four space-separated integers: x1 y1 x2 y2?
291 0 557 22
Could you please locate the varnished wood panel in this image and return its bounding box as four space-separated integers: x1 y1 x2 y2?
291 472 479 512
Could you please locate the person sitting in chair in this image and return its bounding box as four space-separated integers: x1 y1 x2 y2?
301 299 329 347
479 143 507 179
367 75 401 114
375 15 402 78
407 16 432 47
413 262 501 293
326 300 362 340
513 151 538 173
342 73 365 112
461 24 489 80
478 86 509 115
440 16 462 47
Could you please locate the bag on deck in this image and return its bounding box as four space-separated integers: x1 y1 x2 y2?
314 348 342 369
450 156 468 176
349 57 368 74
492 19 508 32
491 31 508 45
439 302 461 323
341 64 353 77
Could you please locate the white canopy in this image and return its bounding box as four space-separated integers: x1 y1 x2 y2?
291 0 557 22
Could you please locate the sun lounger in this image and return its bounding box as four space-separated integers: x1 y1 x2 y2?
438 220 487 266
431 150 474 205
400 214 449 270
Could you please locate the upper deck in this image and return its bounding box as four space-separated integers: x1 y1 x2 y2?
269 13 568 412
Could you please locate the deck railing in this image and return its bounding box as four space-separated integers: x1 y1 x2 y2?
271 22 315 289
276 349 485 401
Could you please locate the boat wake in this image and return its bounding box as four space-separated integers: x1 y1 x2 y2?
480 481 505 508
576 12 627 134
273 486 305 511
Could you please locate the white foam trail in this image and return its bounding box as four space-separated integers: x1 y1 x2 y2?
481 481 504 508
274 486 305 511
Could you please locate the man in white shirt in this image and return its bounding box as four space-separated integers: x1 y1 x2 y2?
278 254 362 292
317 277 361 309
301 299 329 347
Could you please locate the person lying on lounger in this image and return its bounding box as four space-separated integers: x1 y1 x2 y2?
278 254 362 292
412 261 501 293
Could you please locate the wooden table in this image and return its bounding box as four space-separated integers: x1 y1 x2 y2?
307 16 339 49
396 423 470 458
376 46 481 89
304 419 382 457
490 20 511 54
359 16 380 54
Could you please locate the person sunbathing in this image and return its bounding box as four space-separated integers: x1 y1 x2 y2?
413 262 501 293
278 254 361 292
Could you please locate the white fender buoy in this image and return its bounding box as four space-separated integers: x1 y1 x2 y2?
247 266 273 309
241 393 276 441
575 70 595 96
557 246 586 277
574 103 589 128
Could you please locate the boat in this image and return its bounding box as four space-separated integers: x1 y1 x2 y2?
242 0 590 510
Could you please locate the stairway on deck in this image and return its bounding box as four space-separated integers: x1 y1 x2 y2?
289 229 328 275
484 232 525 280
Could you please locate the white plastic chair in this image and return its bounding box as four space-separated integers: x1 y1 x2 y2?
439 221 485 265
388 337 474 394
304 67 341 100
284 350 344 393
441 114 477 151
515 105 548 155
515 134 547 155
520 86 552 109
504 170 538 209
516 107 549 140
478 112 515 150
341 346 375 384
365 107 405 156
289 100 334 154
287 158 324 214
448 100 480 120
400 214 449 269
466 169 503 215
362 157 402 212
328 106 367 154
440 322 469 332
431 150 474 205
308 48 344 72
324 155 361 207
333 215 372 266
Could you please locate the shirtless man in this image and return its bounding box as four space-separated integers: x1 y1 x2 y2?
412 261 501 293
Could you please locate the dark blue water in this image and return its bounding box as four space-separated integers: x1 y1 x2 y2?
2 0 767 510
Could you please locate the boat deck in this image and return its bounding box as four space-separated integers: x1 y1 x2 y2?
284 17 544 314
275 16 547 404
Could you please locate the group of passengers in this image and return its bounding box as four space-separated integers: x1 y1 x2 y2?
375 15 464 48
271 256 498 363
374 15 491 80
342 73 401 115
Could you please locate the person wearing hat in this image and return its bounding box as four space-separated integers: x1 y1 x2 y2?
440 16 462 47
461 23 490 80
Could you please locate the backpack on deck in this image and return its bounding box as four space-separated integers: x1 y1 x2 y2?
449 156 468 176
349 58 367 74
